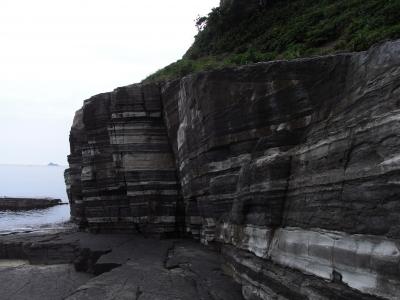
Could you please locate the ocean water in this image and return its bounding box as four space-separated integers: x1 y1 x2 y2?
0 164 70 233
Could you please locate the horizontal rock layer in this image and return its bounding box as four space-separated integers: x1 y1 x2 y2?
0 197 62 210
65 84 181 235
66 40 400 299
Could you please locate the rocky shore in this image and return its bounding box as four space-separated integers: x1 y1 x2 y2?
0 228 243 300
2 39 399 299
0 227 388 300
0 197 64 210
64 39 400 299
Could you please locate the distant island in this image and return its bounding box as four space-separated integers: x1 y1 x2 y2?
48 162 59 167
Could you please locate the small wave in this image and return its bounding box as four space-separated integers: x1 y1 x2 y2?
0 205 71 234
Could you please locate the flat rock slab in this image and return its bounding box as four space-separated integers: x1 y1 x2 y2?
0 264 92 300
0 228 137 264
68 240 243 300
0 197 63 210
0 230 244 300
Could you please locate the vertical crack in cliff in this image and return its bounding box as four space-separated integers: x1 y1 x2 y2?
339 128 355 204
280 154 293 228
266 154 293 258
159 84 186 237
134 286 143 300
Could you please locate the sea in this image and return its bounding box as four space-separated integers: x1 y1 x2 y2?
0 164 70 234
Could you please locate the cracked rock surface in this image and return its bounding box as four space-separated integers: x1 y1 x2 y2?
67 240 243 300
0 263 92 300
0 229 243 300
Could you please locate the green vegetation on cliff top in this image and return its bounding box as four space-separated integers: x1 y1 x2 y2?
144 0 400 82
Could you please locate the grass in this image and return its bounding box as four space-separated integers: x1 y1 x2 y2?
144 0 400 82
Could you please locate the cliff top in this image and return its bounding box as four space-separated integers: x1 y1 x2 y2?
144 0 400 82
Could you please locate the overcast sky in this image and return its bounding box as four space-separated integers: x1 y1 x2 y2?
0 0 219 166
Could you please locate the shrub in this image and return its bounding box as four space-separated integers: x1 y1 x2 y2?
145 0 400 82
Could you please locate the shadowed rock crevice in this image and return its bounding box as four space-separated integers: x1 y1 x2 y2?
74 248 115 275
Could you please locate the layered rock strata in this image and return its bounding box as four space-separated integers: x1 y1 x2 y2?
66 84 181 235
66 40 400 299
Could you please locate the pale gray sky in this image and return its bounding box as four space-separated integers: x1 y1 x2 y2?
0 0 219 165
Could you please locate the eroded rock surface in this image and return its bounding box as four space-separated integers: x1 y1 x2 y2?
0 230 243 300
65 84 180 235
65 40 400 299
0 262 92 300
67 241 242 300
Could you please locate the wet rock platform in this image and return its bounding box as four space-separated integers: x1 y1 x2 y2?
0 197 64 210
0 263 92 300
0 228 243 300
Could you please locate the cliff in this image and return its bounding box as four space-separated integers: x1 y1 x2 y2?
65 40 400 299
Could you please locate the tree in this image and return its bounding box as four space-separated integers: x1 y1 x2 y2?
195 15 208 32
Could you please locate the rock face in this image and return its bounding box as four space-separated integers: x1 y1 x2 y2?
65 84 181 235
65 40 400 299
